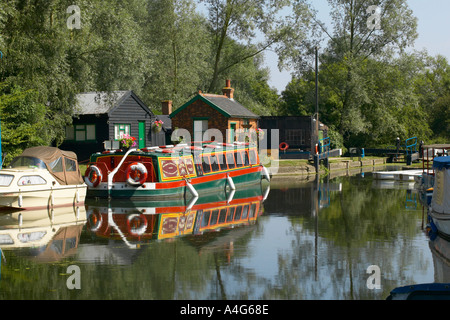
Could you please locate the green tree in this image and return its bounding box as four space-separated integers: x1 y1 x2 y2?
200 0 314 93
143 0 211 109
309 0 417 141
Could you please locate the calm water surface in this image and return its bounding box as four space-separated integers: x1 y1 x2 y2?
0 171 447 300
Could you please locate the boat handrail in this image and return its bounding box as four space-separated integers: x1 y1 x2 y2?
107 148 137 197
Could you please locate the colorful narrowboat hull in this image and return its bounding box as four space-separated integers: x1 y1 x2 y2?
84 142 270 200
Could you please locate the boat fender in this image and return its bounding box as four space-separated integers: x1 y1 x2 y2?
185 179 199 198
262 166 271 182
126 162 148 186
279 142 289 151
85 165 103 187
127 214 148 236
227 174 236 190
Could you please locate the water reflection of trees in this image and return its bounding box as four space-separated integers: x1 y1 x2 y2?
257 176 431 299
0 176 435 300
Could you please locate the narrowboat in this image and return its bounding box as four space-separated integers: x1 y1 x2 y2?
0 147 86 211
84 141 270 200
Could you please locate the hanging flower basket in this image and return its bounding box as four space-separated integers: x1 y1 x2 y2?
153 120 164 132
120 134 137 151
256 128 265 141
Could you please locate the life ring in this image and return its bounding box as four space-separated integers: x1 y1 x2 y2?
127 214 148 236
279 142 289 151
87 208 103 232
126 162 148 186
85 165 103 187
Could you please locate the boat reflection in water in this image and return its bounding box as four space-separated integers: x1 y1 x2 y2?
84 183 269 251
0 205 86 262
387 231 450 300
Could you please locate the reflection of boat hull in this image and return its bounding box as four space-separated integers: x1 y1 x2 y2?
85 184 266 243
0 206 86 250
387 283 450 300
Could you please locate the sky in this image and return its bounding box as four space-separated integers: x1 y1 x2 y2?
265 0 450 93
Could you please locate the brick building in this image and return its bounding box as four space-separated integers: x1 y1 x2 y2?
169 80 259 144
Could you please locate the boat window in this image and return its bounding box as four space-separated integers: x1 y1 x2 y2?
234 152 243 167
242 205 249 219
202 155 211 173
194 154 204 176
210 210 219 225
249 203 257 218
234 206 243 220
49 157 64 172
0 174 14 186
17 175 47 186
64 157 77 172
201 211 211 227
210 153 219 172
218 208 227 224
249 149 258 165
244 151 249 166
226 152 235 169
226 207 236 222
219 153 227 171
9 156 47 170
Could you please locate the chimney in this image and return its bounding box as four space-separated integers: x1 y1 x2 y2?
161 100 173 115
222 79 234 99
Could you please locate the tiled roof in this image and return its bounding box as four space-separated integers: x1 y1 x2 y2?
202 94 259 118
170 93 259 119
74 91 130 115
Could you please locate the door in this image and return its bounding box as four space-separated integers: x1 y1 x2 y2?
138 121 146 148
229 123 236 143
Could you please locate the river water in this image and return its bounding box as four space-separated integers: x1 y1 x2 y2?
0 169 447 301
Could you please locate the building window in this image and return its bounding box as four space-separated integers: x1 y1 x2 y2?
114 124 131 140
65 124 96 141
285 129 305 145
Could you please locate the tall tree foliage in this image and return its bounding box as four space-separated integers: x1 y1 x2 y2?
200 0 315 93
280 0 429 148
143 0 211 109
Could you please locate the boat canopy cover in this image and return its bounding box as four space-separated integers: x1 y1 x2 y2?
19 147 84 185
433 156 450 170
432 157 450 214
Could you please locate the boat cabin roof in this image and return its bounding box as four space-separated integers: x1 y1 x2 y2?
146 141 255 154
433 156 450 170
99 141 256 159
12 147 84 185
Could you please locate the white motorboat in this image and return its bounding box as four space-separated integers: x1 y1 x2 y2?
429 156 450 238
0 147 86 211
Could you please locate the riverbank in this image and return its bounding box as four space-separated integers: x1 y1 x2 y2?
268 156 423 178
